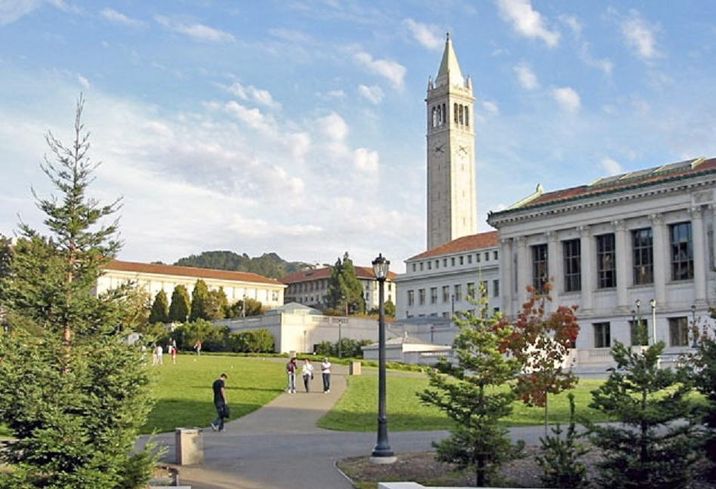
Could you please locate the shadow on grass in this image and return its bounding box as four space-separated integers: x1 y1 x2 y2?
143 399 265 434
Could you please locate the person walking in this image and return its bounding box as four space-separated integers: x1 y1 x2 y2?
211 373 229 432
321 357 331 393
155 344 164 365
194 340 202 356
286 357 297 394
301 358 314 393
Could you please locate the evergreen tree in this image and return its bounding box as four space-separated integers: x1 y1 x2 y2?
204 287 228 320
419 304 523 486
189 279 210 321
149 289 170 324
588 336 703 489
326 252 365 314
0 234 12 280
0 96 156 488
168 284 190 322
228 297 263 318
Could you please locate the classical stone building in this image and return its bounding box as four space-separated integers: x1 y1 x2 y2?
281 266 397 311
488 157 715 371
98 260 286 308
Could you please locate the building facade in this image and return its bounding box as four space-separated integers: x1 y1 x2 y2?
281 266 397 311
98 260 286 308
488 157 715 371
426 34 477 250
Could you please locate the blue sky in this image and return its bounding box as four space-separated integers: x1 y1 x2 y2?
1 0 715 272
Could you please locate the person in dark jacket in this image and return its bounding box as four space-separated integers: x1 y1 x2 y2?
211 373 229 431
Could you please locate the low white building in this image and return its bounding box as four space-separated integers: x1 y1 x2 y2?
488 157 715 373
98 260 286 308
396 231 501 320
362 333 452 365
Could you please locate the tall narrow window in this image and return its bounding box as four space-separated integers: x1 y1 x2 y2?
454 284 462 302
480 280 488 298
467 282 475 299
442 285 450 303
670 222 694 280
431 106 437 128
632 228 653 285
442 103 446 125
459 105 464 124
563 239 581 292
430 287 438 304
596 233 616 288
594 322 611 348
454 103 458 123
493 279 499 297
418 289 426 305
532 243 548 292
465 106 469 126
629 319 649 346
668 317 689 346
407 290 414 306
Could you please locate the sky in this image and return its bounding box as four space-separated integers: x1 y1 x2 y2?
1 0 716 273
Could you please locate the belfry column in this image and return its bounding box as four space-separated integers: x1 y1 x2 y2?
579 226 593 312
650 214 666 306
614 220 629 310
691 206 707 305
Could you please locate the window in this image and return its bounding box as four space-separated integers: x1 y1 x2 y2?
467 282 475 299
442 312 450 318
430 287 438 304
428 261 432 270
420 262 424 271
407 290 415 306
435 260 439 269
418 289 426 305
442 285 450 303
459 256 464 265
480 280 488 298
669 317 689 346
443 258 447 267
454 103 458 123
476 253 481 262
494 250 498 260
465 106 469 126
594 322 611 348
596 233 616 288
412 263 416 272
493 279 500 297
467 255 472 264
632 228 653 285
485 252 489 261
532 243 548 292
629 319 649 346
670 222 694 280
451 257 455 266
563 239 581 292
454 284 462 302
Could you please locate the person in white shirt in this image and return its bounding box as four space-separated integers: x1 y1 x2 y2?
321 358 332 393
155 344 163 365
301 359 314 393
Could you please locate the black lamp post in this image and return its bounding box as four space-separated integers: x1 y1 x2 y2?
370 253 395 463
691 304 699 348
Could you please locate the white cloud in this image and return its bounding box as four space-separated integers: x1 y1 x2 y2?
353 148 379 174
600 157 624 176
224 100 275 134
0 0 77 25
481 100 500 115
324 89 346 99
101 8 144 28
621 10 660 60
358 84 384 105
155 15 235 43
353 51 406 90
316 112 349 141
496 0 560 48
514 62 539 90
403 18 443 51
227 81 281 109
559 14 582 36
77 74 90 89
552 86 581 113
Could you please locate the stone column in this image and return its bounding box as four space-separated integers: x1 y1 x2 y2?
650 213 666 306
579 226 593 312
516 236 529 307
500 238 513 317
547 231 560 304
614 219 629 311
691 206 707 305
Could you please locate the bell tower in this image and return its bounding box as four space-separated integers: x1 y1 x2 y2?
426 34 476 250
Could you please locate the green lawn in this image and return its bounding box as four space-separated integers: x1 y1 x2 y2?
318 373 609 431
142 354 286 434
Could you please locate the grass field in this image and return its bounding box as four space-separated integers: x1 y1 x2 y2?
317 373 609 431
142 354 286 434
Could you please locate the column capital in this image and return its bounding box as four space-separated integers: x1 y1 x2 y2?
689 206 704 219
516 236 527 247
546 230 558 242
500 238 512 246
612 219 626 231
649 213 664 225
579 225 591 237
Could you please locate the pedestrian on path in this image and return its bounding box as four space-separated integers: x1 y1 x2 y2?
321 358 331 393
155 344 164 365
211 373 229 432
301 358 314 393
286 357 297 394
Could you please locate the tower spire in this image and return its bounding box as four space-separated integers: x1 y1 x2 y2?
435 33 463 87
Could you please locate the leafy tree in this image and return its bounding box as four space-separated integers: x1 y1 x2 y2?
505 283 579 435
205 287 228 321
119 286 151 332
189 279 210 321
228 297 263 318
419 304 523 486
168 284 190 322
587 335 703 489
326 252 365 314
369 299 396 318
229 329 275 353
149 289 170 324
0 96 156 488
174 250 311 279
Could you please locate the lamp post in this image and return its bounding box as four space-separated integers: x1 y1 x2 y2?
691 304 699 348
370 253 395 463
649 299 656 345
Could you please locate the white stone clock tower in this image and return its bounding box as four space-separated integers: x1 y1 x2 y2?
426 34 477 250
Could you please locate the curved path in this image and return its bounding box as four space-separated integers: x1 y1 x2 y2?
140 365 550 489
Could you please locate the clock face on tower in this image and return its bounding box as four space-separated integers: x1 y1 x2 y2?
433 143 445 154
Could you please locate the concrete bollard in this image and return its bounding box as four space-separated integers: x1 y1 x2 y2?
349 361 362 375
175 428 204 465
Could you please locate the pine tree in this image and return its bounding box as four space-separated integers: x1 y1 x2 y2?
419 304 523 486
189 279 210 321
588 336 703 489
204 287 228 320
149 289 170 324
326 252 365 314
168 284 190 322
0 96 156 488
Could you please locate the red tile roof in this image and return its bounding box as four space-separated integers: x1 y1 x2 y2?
104 260 282 286
408 230 499 260
510 157 716 212
281 266 397 284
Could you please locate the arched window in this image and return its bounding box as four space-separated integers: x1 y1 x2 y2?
437 105 442 125
454 103 458 123
442 103 446 125
459 105 464 125
431 106 437 128
465 106 469 126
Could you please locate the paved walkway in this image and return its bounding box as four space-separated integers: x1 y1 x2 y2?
140 364 551 489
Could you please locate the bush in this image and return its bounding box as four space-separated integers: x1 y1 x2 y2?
313 338 371 357
229 329 275 353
